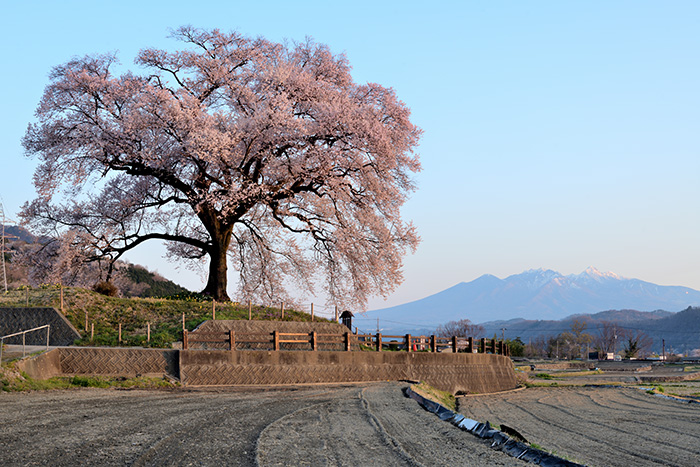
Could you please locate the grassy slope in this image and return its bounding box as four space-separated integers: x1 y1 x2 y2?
1 286 324 348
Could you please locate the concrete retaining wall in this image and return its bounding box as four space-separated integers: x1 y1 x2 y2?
0 307 81 346
17 348 63 380
19 348 178 379
19 347 517 394
180 350 517 394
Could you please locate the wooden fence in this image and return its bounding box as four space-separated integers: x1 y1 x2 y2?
183 330 510 355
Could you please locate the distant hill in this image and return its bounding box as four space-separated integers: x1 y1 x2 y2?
3 225 38 243
2 224 191 298
481 307 700 354
120 263 190 298
362 267 700 335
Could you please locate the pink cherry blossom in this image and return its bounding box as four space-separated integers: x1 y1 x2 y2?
22 27 422 307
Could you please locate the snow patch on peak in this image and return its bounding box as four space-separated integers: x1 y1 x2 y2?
507 268 562 290
570 267 622 282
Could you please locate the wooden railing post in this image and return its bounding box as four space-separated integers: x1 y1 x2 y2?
273 330 280 351
491 338 496 354
311 331 317 351
480 337 486 353
183 330 188 350
376 333 382 352
406 334 412 352
430 335 436 352
229 330 235 351
467 337 473 353
344 332 351 351
452 336 457 353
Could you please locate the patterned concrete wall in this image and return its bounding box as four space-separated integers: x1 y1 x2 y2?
19 347 517 394
179 350 517 394
18 347 178 379
0 307 81 345
59 348 178 377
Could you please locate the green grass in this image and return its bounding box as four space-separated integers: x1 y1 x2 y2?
554 369 603 377
528 441 579 463
534 372 553 379
411 382 457 411
524 381 561 388
1 285 327 348
0 364 176 392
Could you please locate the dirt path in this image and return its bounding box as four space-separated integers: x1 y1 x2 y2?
459 386 700 467
0 382 522 466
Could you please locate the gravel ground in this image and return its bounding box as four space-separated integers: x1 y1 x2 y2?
0 382 523 466
459 386 700 467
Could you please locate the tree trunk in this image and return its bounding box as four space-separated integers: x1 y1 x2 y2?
200 219 233 301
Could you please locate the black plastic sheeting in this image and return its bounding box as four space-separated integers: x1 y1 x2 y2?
405 387 585 466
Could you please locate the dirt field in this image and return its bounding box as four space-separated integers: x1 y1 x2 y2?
0 382 524 466
459 385 700 467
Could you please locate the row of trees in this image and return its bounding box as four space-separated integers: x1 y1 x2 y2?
522 319 653 359
436 318 653 359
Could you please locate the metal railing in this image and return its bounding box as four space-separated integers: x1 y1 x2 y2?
0 325 51 363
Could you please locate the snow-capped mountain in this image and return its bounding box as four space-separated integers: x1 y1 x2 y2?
359 268 700 334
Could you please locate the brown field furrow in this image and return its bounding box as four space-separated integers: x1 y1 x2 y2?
530 391 700 456
584 387 696 415
465 394 674 466
460 386 700 467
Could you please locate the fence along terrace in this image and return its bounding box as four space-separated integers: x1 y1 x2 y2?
183 329 511 356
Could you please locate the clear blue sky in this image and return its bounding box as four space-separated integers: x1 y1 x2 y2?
1 1 699 311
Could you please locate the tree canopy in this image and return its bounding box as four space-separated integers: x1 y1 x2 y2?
21 27 422 305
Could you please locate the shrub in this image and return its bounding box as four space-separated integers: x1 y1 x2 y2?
92 281 119 297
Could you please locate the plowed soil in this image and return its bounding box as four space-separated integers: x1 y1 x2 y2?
459 386 700 467
0 382 523 466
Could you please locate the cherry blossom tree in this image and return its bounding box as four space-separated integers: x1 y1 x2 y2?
21 27 422 304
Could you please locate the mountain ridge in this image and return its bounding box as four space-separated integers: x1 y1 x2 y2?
360 267 700 334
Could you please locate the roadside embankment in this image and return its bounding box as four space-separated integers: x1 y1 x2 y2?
18 346 517 394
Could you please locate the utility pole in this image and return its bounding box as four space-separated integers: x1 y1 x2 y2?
1 205 6 294
500 327 506 341
662 338 665 362
0 202 17 294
